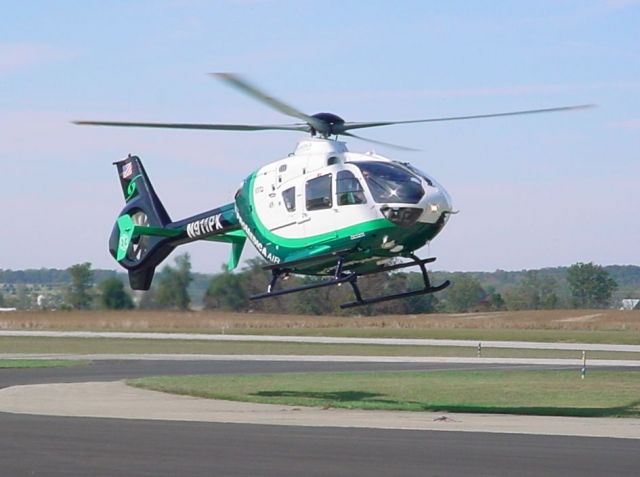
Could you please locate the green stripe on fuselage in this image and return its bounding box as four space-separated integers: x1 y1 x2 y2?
240 173 390 248
235 171 445 275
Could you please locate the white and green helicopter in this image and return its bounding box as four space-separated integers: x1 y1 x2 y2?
75 74 589 308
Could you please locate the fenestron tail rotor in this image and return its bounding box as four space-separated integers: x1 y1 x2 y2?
73 73 594 149
127 210 150 262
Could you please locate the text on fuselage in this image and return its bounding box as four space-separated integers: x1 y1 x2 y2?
186 214 223 239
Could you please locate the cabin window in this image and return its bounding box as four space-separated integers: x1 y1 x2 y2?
336 170 366 206
306 174 332 210
282 187 296 212
278 164 287 173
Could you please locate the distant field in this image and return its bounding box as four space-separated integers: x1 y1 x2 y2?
129 369 640 418
2 309 640 344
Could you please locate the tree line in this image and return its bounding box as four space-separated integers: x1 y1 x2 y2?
0 256 626 313
201 259 619 314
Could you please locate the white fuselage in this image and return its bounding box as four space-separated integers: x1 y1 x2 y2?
250 138 453 241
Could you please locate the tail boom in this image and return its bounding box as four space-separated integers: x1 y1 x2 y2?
109 155 245 290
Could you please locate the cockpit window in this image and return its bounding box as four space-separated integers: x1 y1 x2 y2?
400 163 434 186
354 161 424 204
336 170 366 206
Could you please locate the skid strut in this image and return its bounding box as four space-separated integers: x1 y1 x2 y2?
341 254 450 309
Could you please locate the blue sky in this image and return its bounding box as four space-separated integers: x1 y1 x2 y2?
1 0 639 273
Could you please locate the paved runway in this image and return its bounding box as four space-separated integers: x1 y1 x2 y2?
3 413 640 477
2 360 640 476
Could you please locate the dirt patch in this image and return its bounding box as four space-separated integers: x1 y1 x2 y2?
555 314 603 323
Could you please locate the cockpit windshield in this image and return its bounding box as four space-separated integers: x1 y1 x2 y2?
354 161 424 204
400 163 434 186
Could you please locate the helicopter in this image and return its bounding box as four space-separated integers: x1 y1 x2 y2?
75 73 590 309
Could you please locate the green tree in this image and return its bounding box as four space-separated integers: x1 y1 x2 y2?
156 253 193 310
204 267 248 311
138 288 159 309
444 274 485 312
291 275 345 315
65 262 94 309
15 284 32 310
359 272 436 315
239 257 293 314
98 277 134 310
485 286 506 311
503 271 559 310
567 262 617 308
403 273 438 314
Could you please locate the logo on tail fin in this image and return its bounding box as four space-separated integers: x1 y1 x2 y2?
125 174 142 201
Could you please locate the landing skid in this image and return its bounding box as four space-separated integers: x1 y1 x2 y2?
250 254 450 309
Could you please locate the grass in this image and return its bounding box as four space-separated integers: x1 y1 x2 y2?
1 337 640 360
0 359 89 369
129 369 640 418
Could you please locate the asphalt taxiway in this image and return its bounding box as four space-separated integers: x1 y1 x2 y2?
1 359 639 476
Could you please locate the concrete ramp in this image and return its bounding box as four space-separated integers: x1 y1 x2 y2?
0 381 639 439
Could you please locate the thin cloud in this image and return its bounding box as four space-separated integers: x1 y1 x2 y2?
0 43 73 75
610 119 640 130
601 0 640 10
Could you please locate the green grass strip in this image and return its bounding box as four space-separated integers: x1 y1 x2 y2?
1 337 640 360
129 370 640 418
0 359 89 369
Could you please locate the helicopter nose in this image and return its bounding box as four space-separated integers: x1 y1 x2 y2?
418 185 453 224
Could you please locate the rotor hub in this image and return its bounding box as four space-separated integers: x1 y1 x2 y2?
310 112 345 137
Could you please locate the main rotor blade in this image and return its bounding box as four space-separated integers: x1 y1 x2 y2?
73 120 310 132
342 104 595 131
341 132 419 152
212 73 327 133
